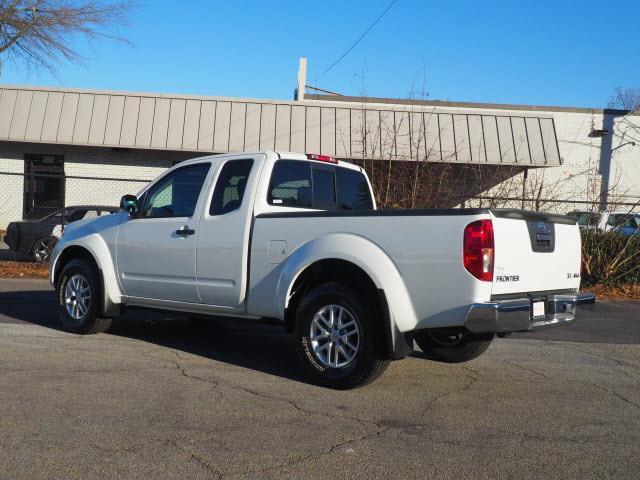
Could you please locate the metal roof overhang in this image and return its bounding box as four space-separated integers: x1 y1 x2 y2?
0 85 561 165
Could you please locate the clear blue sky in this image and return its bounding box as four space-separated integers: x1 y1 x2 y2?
2 0 639 108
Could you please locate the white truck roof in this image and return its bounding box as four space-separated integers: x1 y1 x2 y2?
175 151 364 172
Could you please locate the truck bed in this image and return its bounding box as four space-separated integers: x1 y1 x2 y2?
247 208 581 332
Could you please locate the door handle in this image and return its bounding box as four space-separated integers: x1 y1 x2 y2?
175 226 196 236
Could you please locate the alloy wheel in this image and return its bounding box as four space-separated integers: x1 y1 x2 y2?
64 274 91 322
309 304 360 368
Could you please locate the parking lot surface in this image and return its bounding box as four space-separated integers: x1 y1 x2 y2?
0 278 638 479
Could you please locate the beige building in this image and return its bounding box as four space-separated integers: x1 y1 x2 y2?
0 82 638 227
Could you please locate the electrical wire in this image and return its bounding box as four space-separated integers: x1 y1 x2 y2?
314 0 399 82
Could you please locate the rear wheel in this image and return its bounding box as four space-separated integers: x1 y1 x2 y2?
32 236 57 263
294 282 389 389
56 259 112 334
414 327 493 363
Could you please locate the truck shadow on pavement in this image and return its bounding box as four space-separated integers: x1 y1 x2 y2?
0 288 309 383
1 288 638 385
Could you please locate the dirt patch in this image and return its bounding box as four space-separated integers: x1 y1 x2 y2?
0 261 48 279
583 284 640 300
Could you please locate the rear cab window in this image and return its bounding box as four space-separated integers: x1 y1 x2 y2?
268 160 373 210
336 168 374 210
268 161 312 208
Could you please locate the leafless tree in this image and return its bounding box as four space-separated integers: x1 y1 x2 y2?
607 87 640 111
0 0 131 74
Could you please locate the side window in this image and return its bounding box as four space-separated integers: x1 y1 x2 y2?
269 160 312 208
209 159 254 215
607 215 617 226
312 168 336 208
336 168 374 210
140 163 211 218
83 210 99 220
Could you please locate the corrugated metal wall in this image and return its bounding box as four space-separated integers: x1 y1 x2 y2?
0 87 561 165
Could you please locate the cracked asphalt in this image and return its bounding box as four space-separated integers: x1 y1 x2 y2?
0 279 639 479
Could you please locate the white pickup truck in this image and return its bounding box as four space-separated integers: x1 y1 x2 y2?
50 151 595 389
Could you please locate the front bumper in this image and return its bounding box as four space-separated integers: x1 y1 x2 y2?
465 292 596 334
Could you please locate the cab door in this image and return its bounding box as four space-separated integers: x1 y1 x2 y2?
196 155 262 307
116 162 211 303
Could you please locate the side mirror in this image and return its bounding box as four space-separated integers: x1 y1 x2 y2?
120 194 140 217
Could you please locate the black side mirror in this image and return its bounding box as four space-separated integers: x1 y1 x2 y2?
120 194 140 217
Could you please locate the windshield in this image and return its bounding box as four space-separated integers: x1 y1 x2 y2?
619 215 640 228
37 207 82 223
609 214 640 228
38 208 66 221
568 212 600 227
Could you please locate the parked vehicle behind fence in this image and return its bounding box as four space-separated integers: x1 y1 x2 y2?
567 211 601 231
49 151 595 389
4 206 118 263
602 212 640 236
567 210 640 236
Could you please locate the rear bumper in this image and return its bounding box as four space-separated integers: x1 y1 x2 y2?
465 292 596 334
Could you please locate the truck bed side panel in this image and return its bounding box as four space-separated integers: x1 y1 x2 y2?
248 211 492 332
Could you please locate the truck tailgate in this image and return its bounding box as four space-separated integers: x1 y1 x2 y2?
490 210 582 295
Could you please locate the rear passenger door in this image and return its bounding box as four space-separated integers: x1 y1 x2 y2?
196 155 262 307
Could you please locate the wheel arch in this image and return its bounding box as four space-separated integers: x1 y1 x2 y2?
284 258 378 331
52 240 122 317
277 234 417 358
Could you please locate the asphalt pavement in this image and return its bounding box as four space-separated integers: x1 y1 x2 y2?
0 278 638 479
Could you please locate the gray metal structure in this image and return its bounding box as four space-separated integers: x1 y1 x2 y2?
0 85 561 165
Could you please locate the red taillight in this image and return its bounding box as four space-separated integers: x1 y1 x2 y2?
306 153 338 164
463 220 494 282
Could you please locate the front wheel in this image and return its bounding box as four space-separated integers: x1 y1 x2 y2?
294 282 389 389
56 259 112 334
414 327 493 363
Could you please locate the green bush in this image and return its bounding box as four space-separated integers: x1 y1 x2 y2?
581 231 640 286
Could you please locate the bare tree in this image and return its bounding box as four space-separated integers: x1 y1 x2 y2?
0 0 131 74
607 87 640 111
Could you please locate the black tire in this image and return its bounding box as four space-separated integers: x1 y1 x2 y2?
414 327 493 363
294 282 389 389
32 236 58 263
56 258 112 334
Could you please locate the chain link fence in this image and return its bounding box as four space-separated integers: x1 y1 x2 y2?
464 195 640 213
1 165 637 267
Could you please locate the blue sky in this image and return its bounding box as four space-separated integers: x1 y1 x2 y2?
1 0 639 108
